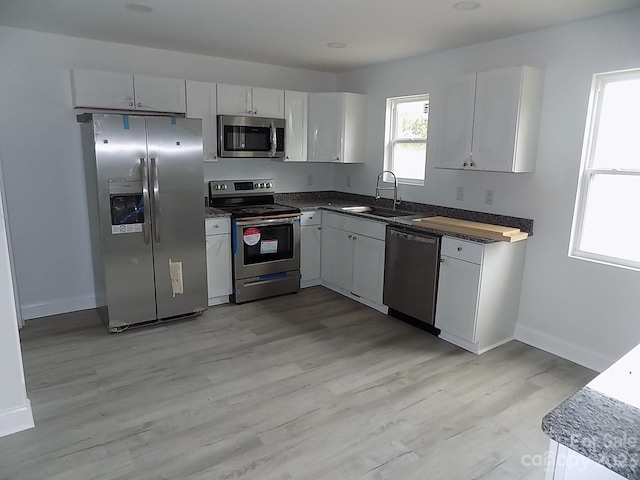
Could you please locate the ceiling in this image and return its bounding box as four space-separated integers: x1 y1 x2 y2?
0 0 638 72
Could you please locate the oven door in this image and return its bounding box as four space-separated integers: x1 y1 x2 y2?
233 215 300 280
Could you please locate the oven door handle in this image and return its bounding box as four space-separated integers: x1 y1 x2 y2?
235 215 300 227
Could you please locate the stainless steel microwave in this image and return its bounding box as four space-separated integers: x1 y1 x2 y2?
217 115 285 158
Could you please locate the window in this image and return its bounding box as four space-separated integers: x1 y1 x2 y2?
384 94 429 185
570 68 640 270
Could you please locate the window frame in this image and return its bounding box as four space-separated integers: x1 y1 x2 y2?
569 68 640 271
384 94 429 186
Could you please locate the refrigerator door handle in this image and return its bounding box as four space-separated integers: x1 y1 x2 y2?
139 157 151 245
150 157 160 244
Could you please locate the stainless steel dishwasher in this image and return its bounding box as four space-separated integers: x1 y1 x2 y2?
383 225 441 328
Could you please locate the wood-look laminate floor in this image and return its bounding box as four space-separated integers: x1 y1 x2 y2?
1 287 595 480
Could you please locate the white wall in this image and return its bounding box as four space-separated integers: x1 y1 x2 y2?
0 167 33 437
0 26 336 320
334 8 640 370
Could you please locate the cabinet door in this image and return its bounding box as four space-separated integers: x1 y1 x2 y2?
206 234 232 302
321 226 352 290
252 87 285 118
284 91 308 162
351 235 385 304
308 93 341 162
71 69 134 109
435 256 481 342
186 80 218 162
217 84 252 116
432 73 476 170
301 224 321 283
340 93 366 164
472 67 522 172
133 75 186 113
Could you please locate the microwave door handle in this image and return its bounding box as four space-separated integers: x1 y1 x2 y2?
151 157 160 244
269 121 277 157
139 158 151 245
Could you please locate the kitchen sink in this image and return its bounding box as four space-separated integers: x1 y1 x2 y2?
340 205 414 218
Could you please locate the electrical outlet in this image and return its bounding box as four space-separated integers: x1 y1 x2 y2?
456 186 464 201
307 174 313 186
485 189 495 205
347 175 352 187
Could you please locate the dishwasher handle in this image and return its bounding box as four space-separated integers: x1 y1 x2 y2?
388 228 437 244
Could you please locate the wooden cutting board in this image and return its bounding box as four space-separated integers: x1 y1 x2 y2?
411 216 529 242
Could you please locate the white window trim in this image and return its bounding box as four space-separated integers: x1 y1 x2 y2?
384 94 429 186
569 68 640 271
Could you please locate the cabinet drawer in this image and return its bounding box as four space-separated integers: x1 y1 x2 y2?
322 212 385 240
300 211 321 226
205 217 231 235
441 237 484 264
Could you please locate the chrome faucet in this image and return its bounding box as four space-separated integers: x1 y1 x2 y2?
375 170 400 210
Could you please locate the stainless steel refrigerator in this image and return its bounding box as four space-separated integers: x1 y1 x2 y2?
79 114 207 332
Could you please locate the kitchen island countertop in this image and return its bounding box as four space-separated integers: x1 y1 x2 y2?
542 343 640 479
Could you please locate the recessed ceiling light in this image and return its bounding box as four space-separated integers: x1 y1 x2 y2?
453 1 481 11
326 42 346 49
125 4 153 13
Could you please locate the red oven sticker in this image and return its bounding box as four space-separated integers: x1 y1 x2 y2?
243 227 261 246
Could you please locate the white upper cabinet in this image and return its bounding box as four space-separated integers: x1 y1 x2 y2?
431 73 476 170
71 68 186 113
432 65 544 173
307 92 366 163
252 87 285 118
71 69 134 110
185 80 218 162
133 74 186 113
283 90 308 162
216 84 284 118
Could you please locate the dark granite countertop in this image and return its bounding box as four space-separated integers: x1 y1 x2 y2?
205 207 230 218
542 344 640 479
275 191 534 244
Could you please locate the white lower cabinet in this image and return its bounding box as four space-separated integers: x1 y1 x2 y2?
545 441 625 480
300 211 321 287
205 217 232 306
436 236 527 353
320 212 386 311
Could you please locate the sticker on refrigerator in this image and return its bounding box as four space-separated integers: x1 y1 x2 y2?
168 259 184 297
243 227 261 246
260 239 278 254
111 224 143 234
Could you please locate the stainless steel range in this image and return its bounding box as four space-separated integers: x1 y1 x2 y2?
209 179 301 303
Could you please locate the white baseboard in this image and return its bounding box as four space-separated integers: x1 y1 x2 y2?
0 401 34 438
22 294 97 320
515 324 615 373
439 331 514 354
320 281 388 314
301 278 321 289
208 294 230 307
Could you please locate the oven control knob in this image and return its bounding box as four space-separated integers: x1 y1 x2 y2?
259 183 265 188
254 183 259 189
221 184 228 190
214 184 220 190
266 182 272 188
